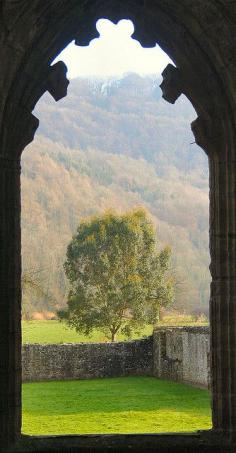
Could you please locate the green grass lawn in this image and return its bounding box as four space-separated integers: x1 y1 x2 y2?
22 376 212 435
22 318 208 344
22 320 153 344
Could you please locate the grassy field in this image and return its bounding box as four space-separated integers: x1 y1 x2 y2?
22 376 211 435
22 315 208 344
22 320 153 343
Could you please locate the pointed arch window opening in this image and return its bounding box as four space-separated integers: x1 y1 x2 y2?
21 17 211 437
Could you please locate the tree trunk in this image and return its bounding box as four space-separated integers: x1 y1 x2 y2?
159 307 164 321
111 331 116 342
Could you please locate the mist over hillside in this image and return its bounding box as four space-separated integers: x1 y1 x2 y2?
22 74 210 317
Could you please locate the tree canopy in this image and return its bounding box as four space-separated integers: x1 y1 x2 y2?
59 209 174 341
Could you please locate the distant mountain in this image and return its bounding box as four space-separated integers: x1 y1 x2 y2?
21 74 210 317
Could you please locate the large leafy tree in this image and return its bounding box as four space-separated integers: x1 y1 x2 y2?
59 209 173 341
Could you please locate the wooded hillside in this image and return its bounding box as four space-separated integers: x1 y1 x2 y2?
21 74 210 317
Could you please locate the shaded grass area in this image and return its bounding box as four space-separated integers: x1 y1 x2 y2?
22 377 212 435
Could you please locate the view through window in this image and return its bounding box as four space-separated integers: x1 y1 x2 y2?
21 19 211 435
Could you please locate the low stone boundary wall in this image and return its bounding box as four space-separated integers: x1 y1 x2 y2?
22 327 210 387
22 338 153 382
153 327 210 387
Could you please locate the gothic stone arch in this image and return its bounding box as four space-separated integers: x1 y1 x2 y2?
0 1 236 452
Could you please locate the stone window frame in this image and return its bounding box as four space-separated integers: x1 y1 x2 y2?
0 1 236 451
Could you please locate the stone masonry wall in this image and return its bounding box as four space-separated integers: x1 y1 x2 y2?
22 328 210 387
22 338 153 382
153 327 210 387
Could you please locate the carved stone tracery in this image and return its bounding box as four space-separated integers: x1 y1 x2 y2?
47 61 69 102
160 64 183 105
0 1 236 451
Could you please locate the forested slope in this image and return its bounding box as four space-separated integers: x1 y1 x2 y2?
22 74 210 317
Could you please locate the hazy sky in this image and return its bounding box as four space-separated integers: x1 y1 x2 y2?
55 19 172 79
